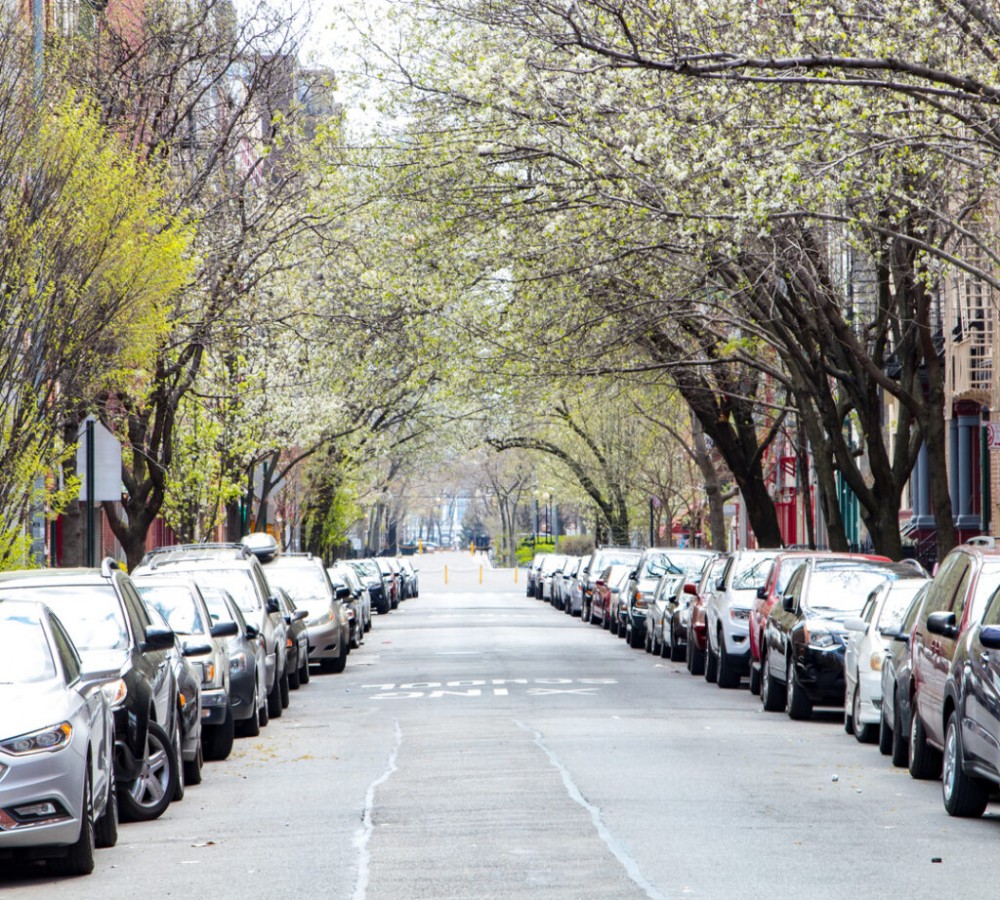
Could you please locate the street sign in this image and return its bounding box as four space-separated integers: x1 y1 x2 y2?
76 416 122 501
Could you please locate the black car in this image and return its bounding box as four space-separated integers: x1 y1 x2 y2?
938 584 1000 816
275 587 310 689
760 558 918 720
352 559 390 615
878 583 928 766
0 561 182 822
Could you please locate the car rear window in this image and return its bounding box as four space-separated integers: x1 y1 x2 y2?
0 585 128 652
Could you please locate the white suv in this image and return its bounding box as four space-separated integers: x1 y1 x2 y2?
705 549 778 688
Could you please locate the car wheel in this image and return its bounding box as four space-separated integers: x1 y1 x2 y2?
183 736 203 785
760 654 785 712
687 627 705 676
119 720 177 823
853 687 877 743
878 705 893 756
238 683 261 737
172 723 185 801
258 682 270 727
749 663 761 696
786 658 812 720
288 661 301 690
669 630 685 663
891 692 909 768
645 629 653 654
300 654 311 685
909 707 942 780
609 614 618 635
204 706 235 761
629 624 644 649
279 671 290 709
94 778 118 850
942 711 989 817
51 771 95 876
717 637 739 688
704 640 718 684
267 670 284 719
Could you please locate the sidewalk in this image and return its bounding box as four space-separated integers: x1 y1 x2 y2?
408 549 523 594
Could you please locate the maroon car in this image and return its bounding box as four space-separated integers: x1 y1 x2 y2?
589 564 632 630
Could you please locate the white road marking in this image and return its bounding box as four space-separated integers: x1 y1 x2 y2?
517 721 667 900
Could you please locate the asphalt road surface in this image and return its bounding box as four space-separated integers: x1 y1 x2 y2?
3 551 999 898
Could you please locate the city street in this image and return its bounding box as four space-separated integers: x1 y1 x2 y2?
3 551 999 898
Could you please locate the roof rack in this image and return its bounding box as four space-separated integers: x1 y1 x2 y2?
141 543 251 568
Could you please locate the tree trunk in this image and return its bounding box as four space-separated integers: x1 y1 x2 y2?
690 413 727 551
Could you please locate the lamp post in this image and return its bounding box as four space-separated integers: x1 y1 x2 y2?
541 491 550 545
532 489 539 545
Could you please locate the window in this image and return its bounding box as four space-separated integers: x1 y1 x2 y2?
922 553 970 616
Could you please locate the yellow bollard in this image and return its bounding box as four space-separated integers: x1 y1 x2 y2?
514 567 518 584
470 541 475 555
444 565 448 585
418 539 423 554
479 564 483 585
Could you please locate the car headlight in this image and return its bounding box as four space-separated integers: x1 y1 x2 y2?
101 678 128 709
308 610 333 626
1 722 72 755
729 607 751 622
808 631 836 649
230 651 248 673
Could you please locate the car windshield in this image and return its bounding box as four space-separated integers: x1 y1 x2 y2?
135 585 207 635
805 568 894 614
874 581 927 631
776 559 808 593
596 552 641 569
184 569 261 614
0 585 128 651
0 613 56 683
199 587 243 627
266 567 331 618
656 575 683 598
335 567 362 591
731 557 775 591
642 553 681 577
970 563 1000 623
645 552 709 578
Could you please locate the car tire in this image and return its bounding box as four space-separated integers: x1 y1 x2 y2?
786 659 812 720
204 706 235 761
853 687 877 743
609 614 618 635
942 711 989 818
51 771 95 876
909 708 942 780
119 720 177 823
878 705 893 756
704 641 718 684
183 737 204 785
669 631 685 663
94 778 118 850
267 671 284 719
890 692 909 767
279 671 290 709
645 629 653 654
717 637 739 689
172 723 185 801
749 663 761 696
300 655 311 685
687 627 706 676
760 655 785 712
289 661 301 690
629 624 644 649
238 683 261 737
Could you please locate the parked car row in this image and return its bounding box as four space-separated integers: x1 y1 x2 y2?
531 541 1000 818
0 537 410 876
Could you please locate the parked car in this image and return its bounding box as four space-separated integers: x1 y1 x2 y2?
398 558 419 599
636 550 716 655
353 559 390 615
198 585 269 736
135 543 288 723
566 555 591 617
686 555 729 676
0 599 118 875
760 558 915 720
907 543 1000 781
374 557 400 608
261 553 350 674
589 564 632 629
526 553 550 598
538 554 569 606
274 588 310 688
580 547 642 622
133 576 238 762
622 549 681 649
843 575 928 743
556 556 581 612
0 561 182 823
705 549 780 688
936 583 1000 816
328 565 366 649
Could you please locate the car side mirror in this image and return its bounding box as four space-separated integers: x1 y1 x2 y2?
142 626 175 653
629 570 637 580
756 586 767 600
335 586 351 601
182 641 212 657
245 624 259 639
293 609 308 623
210 621 238 639
980 626 1000 650
266 597 280 615
926 610 958 639
842 617 867 633
781 595 796 613
683 583 697 595
879 625 908 643
716 578 726 591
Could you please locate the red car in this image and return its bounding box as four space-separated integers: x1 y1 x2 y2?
686 555 728 676
748 551 890 695
589 564 632 630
